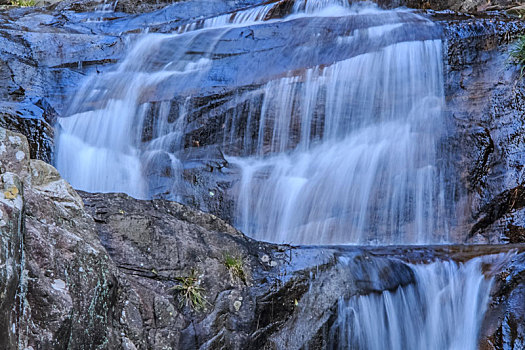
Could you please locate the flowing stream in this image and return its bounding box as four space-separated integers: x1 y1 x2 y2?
230 38 446 245
54 1 495 348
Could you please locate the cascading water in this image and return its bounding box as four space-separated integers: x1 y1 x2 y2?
225 10 447 245
54 1 496 348
293 0 350 13
230 38 446 245
328 256 495 350
57 1 449 245
56 1 281 200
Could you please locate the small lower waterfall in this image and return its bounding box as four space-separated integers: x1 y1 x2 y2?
329 257 494 350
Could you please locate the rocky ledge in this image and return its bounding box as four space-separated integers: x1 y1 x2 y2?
0 128 524 349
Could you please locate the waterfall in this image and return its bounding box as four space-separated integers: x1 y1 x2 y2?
328 256 494 350
55 2 279 199
293 0 350 13
53 0 498 348
56 1 448 245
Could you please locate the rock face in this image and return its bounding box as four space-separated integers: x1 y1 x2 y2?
0 127 118 348
480 252 525 349
437 14 525 244
0 128 26 350
377 0 519 12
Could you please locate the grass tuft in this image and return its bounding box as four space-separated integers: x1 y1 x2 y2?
10 0 35 6
224 253 246 283
510 35 525 77
170 270 207 311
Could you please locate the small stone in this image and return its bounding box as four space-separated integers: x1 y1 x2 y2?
15 151 25 161
51 279 66 292
233 300 242 311
261 254 270 263
270 260 278 267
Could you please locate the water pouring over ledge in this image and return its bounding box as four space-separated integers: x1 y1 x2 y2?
56 1 450 246
230 39 446 245
327 256 494 350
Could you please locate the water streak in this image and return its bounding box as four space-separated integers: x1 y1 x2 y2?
175 3 276 33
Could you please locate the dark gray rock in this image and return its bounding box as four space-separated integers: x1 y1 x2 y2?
480 252 525 349
436 13 525 243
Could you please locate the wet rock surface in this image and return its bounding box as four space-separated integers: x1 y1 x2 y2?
434 12 525 244
480 252 525 349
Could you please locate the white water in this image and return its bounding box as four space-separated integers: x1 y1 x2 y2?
293 0 350 13
57 1 449 246
56 1 281 199
175 3 276 33
329 257 494 350
229 28 447 245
